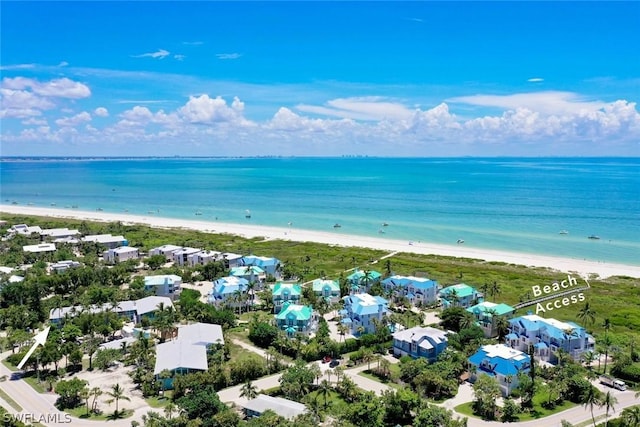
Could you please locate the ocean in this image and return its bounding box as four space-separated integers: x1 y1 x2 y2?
1 157 638 265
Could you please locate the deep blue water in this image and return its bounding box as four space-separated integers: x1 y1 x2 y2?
1 157 639 265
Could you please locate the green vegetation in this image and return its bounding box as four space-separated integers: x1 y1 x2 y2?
0 388 22 411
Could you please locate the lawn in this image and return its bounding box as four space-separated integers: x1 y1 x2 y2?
146 391 173 408
65 406 133 420
305 389 349 417
23 376 48 394
454 395 577 422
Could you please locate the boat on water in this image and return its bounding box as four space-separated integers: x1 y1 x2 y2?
559 230 569 235
378 229 385 234
96 208 103 211
457 239 465 244
195 211 202 216
71 205 78 209
588 235 600 240
245 209 251 219
333 223 341 228
382 222 389 227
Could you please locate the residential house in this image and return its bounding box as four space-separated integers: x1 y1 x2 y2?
208 276 250 309
275 302 316 337
468 344 531 396
467 301 515 338
346 269 382 293
49 260 81 273
154 322 225 389
49 295 173 325
40 228 80 240
243 394 307 420
23 243 56 253
312 279 341 303
439 283 482 308
341 293 389 335
392 326 449 361
271 282 302 313
149 244 183 260
382 275 439 307
239 255 281 278
104 246 139 264
144 274 182 300
229 265 265 284
505 314 595 364
9 224 43 235
187 250 222 267
221 252 243 269
81 234 127 249
172 247 202 266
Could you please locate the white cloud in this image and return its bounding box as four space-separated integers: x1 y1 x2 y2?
174 54 186 61
55 111 91 127
0 63 36 71
94 107 109 117
179 94 248 124
58 61 69 67
0 88 56 114
448 91 606 116
2 77 91 98
216 53 242 60
297 97 415 121
21 117 48 126
183 41 204 46
527 78 544 83
133 49 170 59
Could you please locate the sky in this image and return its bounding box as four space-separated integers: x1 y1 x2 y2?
1 1 639 157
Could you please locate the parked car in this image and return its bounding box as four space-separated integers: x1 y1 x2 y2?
329 359 340 368
322 355 332 364
600 375 627 391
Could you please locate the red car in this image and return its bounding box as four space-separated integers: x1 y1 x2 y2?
322 355 332 364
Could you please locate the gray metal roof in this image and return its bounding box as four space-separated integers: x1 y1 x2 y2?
154 341 208 375
243 394 307 419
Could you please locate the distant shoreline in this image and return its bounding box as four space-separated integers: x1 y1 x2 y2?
2 205 639 279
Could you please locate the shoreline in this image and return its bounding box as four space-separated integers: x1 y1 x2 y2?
2 205 639 279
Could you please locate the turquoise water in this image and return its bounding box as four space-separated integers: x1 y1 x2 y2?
1 157 639 265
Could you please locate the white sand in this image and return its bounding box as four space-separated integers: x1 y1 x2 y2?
2 205 639 279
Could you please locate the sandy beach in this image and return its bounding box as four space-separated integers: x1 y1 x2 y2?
1 205 639 279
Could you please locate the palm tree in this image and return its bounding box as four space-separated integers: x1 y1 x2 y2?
495 316 510 341
563 327 577 361
318 379 332 408
490 281 501 298
577 301 597 329
602 391 617 427
602 317 611 373
582 350 596 370
582 385 602 427
620 405 640 427
164 402 178 420
240 380 258 400
337 323 348 342
89 387 102 413
106 383 131 418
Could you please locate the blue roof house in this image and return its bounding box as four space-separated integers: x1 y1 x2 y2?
208 276 250 310
468 344 531 396
346 269 382 294
392 326 448 361
439 283 482 308
341 293 389 335
312 279 341 303
275 302 316 337
382 275 439 307
229 265 265 284
506 314 595 364
271 282 302 313
240 255 281 278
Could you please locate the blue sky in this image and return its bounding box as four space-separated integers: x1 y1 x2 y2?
1 1 639 156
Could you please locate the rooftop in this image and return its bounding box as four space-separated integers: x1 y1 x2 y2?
440 283 478 298
467 301 515 316
243 394 307 420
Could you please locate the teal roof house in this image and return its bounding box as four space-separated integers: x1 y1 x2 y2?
271 282 302 313
439 283 482 308
275 302 316 337
341 293 388 335
467 301 515 338
229 265 265 284
312 279 341 302
346 269 382 293
392 326 448 361
468 344 531 396
240 255 281 277
382 275 439 307
144 274 182 300
506 314 595 364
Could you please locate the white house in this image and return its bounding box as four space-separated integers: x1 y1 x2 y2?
148 244 183 260
10 224 43 235
82 234 127 249
40 228 80 240
104 247 140 264
144 274 182 299
49 260 81 273
243 394 307 420
172 247 202 266
187 250 222 267
23 243 56 253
